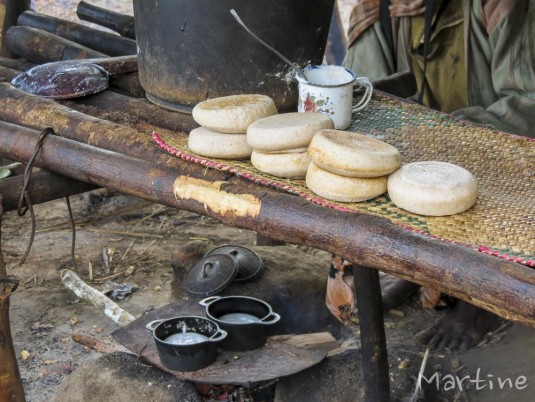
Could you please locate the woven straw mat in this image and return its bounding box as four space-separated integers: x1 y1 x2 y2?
153 91 534 267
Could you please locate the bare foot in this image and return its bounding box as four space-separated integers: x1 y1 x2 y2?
417 300 499 352
379 272 419 310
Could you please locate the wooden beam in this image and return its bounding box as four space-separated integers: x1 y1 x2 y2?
0 170 97 212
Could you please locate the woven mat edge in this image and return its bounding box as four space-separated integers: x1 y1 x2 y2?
153 131 534 267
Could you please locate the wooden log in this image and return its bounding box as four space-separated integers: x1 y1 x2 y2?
1 121 535 327
63 89 197 132
0 170 97 212
5 25 106 63
0 0 30 57
77 0 136 39
0 197 26 402
17 11 136 57
0 65 19 81
0 82 195 168
0 56 34 70
108 72 144 98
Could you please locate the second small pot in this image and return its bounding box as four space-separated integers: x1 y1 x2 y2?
199 295 281 351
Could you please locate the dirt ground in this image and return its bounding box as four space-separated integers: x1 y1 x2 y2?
3 189 534 402
2 1 534 401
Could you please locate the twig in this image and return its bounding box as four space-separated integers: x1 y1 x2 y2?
61 269 135 326
134 205 167 226
402 348 430 402
115 239 136 273
83 228 164 239
36 201 153 233
90 270 128 283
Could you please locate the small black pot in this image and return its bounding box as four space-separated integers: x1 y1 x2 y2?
146 316 227 371
200 296 281 351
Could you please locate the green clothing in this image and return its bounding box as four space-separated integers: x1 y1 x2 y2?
343 0 535 138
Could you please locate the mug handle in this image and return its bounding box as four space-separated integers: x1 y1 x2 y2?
352 77 373 112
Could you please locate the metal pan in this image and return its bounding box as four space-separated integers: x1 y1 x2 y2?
10 55 137 99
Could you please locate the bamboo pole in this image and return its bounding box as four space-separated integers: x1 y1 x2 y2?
1 121 535 327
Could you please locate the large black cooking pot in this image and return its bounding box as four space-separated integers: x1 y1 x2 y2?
132 0 335 113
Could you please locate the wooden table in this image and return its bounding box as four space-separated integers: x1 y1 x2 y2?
0 85 534 401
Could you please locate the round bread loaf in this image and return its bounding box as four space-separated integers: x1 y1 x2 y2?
188 127 252 159
251 150 310 179
308 130 401 177
387 161 478 216
306 162 387 202
192 94 277 134
247 112 334 152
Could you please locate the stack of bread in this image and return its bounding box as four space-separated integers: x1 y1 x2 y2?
246 112 334 179
306 130 402 202
189 94 277 159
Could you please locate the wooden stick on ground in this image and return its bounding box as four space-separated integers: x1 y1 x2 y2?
72 333 129 354
61 269 135 327
0 196 26 402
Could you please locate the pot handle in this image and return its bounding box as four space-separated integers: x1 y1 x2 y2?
209 328 228 342
145 319 163 332
260 312 281 325
199 296 221 307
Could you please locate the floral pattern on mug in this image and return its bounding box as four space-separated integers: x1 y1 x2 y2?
299 93 334 115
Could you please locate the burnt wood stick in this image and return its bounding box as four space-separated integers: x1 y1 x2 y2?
1 121 535 327
5 25 106 64
0 170 97 212
0 65 19 81
108 72 145 98
62 90 197 132
77 1 136 39
17 10 136 57
0 57 34 71
0 197 26 402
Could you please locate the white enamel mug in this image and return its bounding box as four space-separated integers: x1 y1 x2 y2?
296 65 373 130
